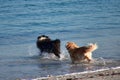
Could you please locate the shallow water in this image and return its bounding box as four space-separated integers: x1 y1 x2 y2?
0 0 120 80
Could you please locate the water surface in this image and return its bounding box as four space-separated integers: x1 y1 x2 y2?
0 0 120 80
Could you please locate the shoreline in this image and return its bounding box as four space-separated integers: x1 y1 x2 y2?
29 67 120 80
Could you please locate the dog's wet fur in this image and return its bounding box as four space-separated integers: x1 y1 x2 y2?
66 42 98 63
36 35 61 58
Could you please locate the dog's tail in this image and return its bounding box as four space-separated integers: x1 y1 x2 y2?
87 43 98 52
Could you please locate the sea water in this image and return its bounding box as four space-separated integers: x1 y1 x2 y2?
0 0 120 80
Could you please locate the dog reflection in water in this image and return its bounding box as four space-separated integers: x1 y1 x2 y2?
66 42 98 64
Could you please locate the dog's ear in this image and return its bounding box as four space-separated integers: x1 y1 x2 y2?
37 36 41 40
37 35 45 40
42 35 51 40
37 35 50 40
41 35 48 38
45 35 49 38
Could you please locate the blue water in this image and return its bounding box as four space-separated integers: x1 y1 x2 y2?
0 0 120 80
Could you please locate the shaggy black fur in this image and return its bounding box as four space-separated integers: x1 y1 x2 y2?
36 35 61 58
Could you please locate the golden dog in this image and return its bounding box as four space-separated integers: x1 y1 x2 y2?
66 42 98 63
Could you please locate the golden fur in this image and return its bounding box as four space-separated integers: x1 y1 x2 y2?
66 42 98 63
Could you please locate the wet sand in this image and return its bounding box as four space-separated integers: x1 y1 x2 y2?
31 67 120 80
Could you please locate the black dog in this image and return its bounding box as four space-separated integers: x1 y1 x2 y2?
36 35 61 58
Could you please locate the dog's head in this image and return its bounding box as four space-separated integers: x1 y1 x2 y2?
37 35 51 41
66 42 79 51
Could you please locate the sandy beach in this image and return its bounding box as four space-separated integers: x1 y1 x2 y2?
31 67 120 80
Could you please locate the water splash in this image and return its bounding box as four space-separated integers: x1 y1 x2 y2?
92 57 107 66
41 52 59 60
41 52 68 61
99 57 106 66
28 46 68 61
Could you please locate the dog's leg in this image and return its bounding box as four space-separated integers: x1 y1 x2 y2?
53 39 61 58
84 56 91 62
54 52 60 58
